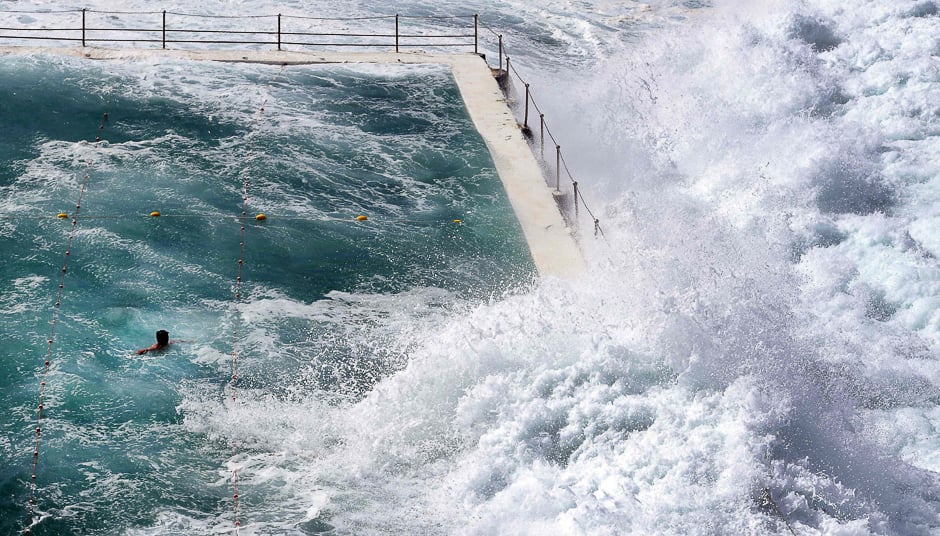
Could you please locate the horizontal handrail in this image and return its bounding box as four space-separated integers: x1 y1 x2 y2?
480 20 606 239
0 9 478 53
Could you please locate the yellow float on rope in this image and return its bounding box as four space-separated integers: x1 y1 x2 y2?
453 219 462 223
356 215 368 221
56 213 68 219
255 213 267 221
150 211 161 217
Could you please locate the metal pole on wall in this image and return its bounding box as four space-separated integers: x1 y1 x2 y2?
277 14 281 51
162 10 166 49
540 113 545 156
505 56 510 76
395 14 399 53
523 83 530 131
81 8 86 47
555 145 561 191
573 181 580 218
498 34 503 74
473 14 478 55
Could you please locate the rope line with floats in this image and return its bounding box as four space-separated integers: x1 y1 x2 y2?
228 62 287 534
25 111 109 535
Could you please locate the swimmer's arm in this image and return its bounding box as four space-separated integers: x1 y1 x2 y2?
133 339 192 355
135 343 159 355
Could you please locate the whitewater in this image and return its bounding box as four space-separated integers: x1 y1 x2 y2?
1 0 939 534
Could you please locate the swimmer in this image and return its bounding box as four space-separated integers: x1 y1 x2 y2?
136 329 181 355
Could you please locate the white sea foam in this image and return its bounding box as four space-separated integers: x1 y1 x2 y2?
0 275 48 315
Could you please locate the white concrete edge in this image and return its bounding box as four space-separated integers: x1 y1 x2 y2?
0 45 587 278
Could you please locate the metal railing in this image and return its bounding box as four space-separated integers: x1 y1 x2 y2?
479 22 605 239
0 9 478 53
0 8 603 239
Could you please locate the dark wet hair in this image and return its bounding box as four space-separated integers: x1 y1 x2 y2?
156 330 169 346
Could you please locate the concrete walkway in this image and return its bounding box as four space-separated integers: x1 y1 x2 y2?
0 46 586 278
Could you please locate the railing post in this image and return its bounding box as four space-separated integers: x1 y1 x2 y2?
277 14 281 51
395 14 399 53
555 144 561 191
573 181 579 218
162 10 166 49
473 14 479 55
505 56 510 78
498 34 503 74
81 8 86 47
540 113 545 156
523 83 530 131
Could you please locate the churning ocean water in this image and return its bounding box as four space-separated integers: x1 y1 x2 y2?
2 0 940 535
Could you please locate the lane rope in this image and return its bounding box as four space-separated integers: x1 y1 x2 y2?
228 62 287 535
25 111 109 535
0 212 468 225
762 488 798 536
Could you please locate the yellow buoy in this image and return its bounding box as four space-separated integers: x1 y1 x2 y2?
150 211 161 217
453 219 462 224
255 213 267 221
356 215 368 221
56 213 68 219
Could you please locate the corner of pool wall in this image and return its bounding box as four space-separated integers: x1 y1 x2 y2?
0 45 587 279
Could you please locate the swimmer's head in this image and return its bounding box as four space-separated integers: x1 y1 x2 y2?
156 330 169 346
